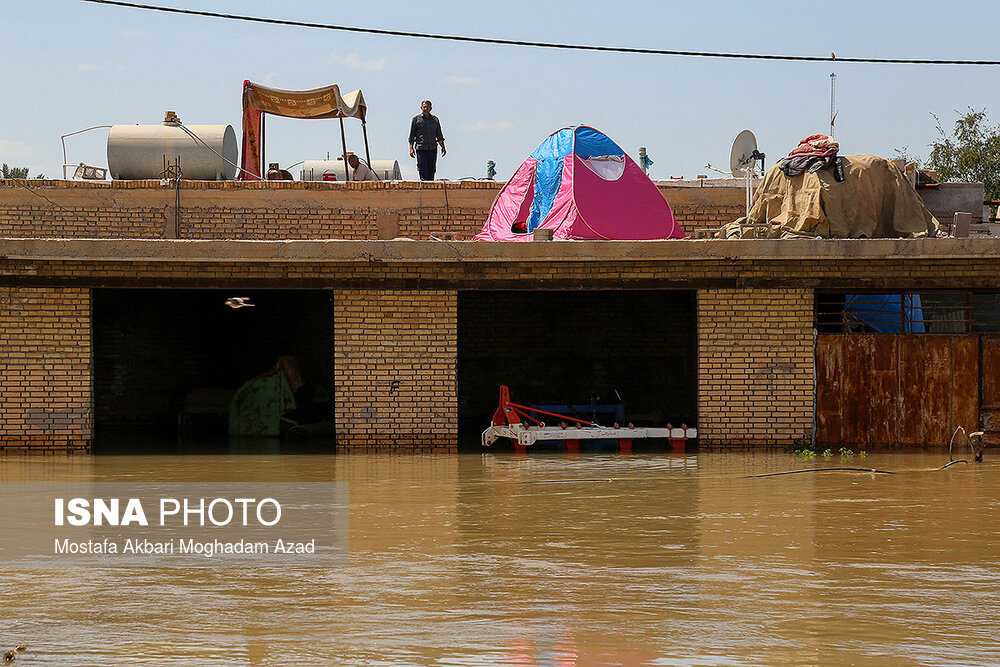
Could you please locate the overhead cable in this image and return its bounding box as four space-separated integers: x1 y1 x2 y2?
82 0 1000 66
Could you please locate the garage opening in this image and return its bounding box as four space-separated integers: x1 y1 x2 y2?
93 289 335 454
457 290 697 452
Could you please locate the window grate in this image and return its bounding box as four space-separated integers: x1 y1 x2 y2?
815 291 1000 334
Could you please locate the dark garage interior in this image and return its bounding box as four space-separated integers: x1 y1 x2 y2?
93 289 335 453
457 290 698 452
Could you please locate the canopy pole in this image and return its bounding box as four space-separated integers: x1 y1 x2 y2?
260 112 266 179
339 116 350 181
361 119 372 170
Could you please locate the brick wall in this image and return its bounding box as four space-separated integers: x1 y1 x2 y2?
697 289 814 448
0 287 92 453
333 290 457 450
673 204 746 234
0 204 167 238
0 180 741 241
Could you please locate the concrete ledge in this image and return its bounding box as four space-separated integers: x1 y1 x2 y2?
1 236 999 263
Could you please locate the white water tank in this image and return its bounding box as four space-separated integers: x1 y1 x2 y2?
300 159 401 182
107 115 237 180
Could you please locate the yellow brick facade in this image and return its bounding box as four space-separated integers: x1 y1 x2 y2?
333 290 457 450
0 287 92 453
697 289 815 447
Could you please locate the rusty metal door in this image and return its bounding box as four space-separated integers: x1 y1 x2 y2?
816 335 979 447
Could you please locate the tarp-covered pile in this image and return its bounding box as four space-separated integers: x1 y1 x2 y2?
725 149 939 238
475 125 684 241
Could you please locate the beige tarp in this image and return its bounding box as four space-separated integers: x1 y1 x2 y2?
722 154 938 238
244 83 366 121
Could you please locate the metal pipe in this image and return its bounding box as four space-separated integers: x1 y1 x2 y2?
361 119 372 169
174 165 181 233
339 116 350 181
60 125 112 179
260 112 266 178
829 73 838 139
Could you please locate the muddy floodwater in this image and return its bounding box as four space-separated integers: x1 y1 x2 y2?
1 450 998 666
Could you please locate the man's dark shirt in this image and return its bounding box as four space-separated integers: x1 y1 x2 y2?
409 114 444 150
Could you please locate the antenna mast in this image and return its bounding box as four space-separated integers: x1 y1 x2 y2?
829 72 837 138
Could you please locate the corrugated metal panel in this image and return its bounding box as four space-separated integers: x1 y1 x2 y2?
952 337 979 434
841 336 873 446
815 336 843 446
898 338 926 445
921 337 952 446
981 337 1000 408
870 336 898 445
980 336 1000 445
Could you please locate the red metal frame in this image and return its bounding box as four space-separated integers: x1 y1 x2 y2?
491 386 521 426
490 385 654 453
491 386 599 427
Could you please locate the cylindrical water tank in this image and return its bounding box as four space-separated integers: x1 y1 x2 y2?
300 159 401 182
107 122 238 180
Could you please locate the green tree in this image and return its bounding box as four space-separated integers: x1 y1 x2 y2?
1 163 44 179
892 146 921 168
926 108 1000 199
2 163 29 178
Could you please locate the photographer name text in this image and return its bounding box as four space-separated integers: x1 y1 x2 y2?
54 537 315 558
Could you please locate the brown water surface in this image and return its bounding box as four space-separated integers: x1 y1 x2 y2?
1 451 998 665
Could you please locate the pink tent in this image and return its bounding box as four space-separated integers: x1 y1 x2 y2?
475 125 684 241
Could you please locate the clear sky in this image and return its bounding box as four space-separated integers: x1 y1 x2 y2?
4 0 1000 181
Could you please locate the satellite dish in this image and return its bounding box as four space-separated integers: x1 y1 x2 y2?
728 130 766 218
730 130 759 177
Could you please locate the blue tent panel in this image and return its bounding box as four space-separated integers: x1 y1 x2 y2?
845 294 925 333
526 128 574 232
574 126 623 159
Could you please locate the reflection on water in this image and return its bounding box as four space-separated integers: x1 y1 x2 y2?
1 451 999 665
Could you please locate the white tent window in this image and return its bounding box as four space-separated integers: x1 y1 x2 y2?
581 154 625 181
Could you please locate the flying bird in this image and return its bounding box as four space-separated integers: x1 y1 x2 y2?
225 297 255 309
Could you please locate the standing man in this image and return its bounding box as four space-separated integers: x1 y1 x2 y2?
408 100 446 181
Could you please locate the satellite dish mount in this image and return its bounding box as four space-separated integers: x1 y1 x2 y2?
729 130 765 217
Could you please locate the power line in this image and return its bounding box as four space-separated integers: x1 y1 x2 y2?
82 0 1000 66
